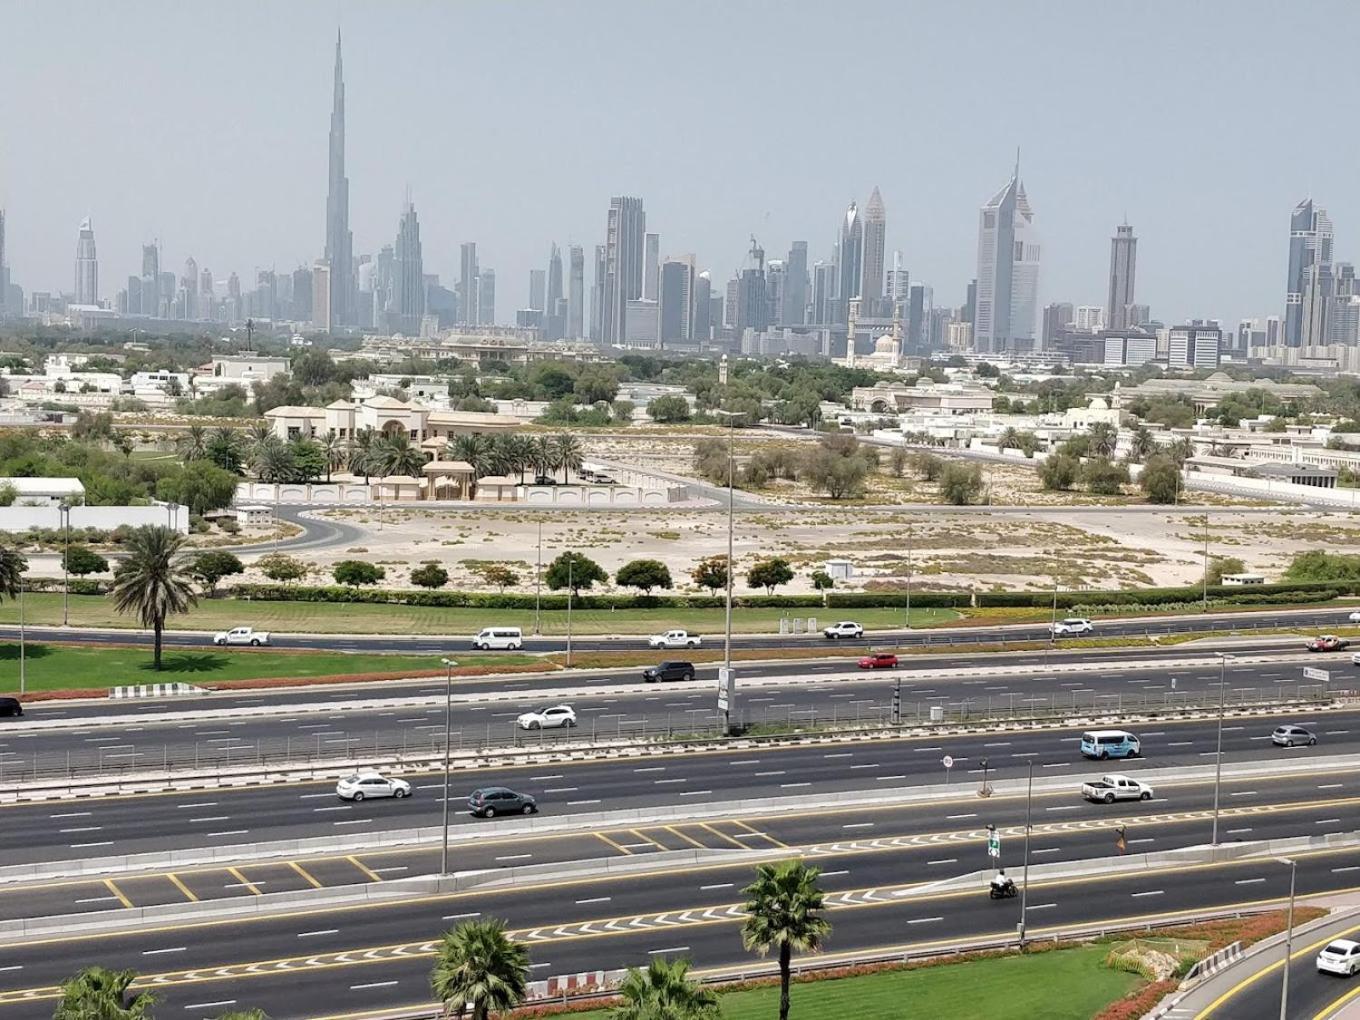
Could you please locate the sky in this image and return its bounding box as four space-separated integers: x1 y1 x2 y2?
3 0 1358 327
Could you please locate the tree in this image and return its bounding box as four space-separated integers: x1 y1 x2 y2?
190 550 244 595
747 557 794 594
207 426 245 474
450 433 494 480
1038 453 1080 491
1139 455 1182 504
647 395 692 423
1283 550 1360 583
480 564 520 591
609 957 719 1020
1127 424 1157 463
288 439 327 482
1088 422 1119 458
215 1011 269 1020
349 427 378 482
257 553 308 584
691 556 729 592
63 545 109 577
997 426 1020 451
544 551 606 592
158 460 239 516
1081 457 1130 495
615 559 673 595
887 447 908 478
333 560 385 587
319 430 347 482
552 432 585 483
429 918 529 1020
372 431 426 478
410 563 450 589
0 546 26 604
800 447 868 499
910 452 944 481
573 364 620 405
741 860 831 1020
177 423 208 461
251 435 296 484
810 570 834 591
938 463 984 505
53 966 156 1020
1206 556 1246 586
110 525 197 671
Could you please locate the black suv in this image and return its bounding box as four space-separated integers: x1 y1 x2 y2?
468 787 537 818
643 660 695 683
0 697 22 719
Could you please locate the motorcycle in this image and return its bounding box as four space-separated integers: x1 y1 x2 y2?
988 879 1017 900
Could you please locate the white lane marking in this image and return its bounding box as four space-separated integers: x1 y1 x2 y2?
143 947 187 956
700 883 733 891
297 929 339 938
908 917 943 925
576 897 612 905
49 812 92 819
927 858 957 865
1235 878 1266 885
443 912 481 920
350 981 399 990
1131 890 1164 898
183 1002 235 1011
648 946 690 955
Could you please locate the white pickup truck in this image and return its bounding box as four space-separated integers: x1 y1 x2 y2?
1081 774 1153 804
647 629 702 649
213 626 271 647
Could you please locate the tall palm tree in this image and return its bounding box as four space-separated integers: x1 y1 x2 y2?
319 430 347 482
530 435 559 482
1088 421 1118 459
110 525 197 672
252 435 294 484
1128 424 1156 463
741 860 831 1020
429 919 529 1020
246 420 273 448
449 433 493 479
609 957 719 1020
374 431 426 478
552 432 584 483
178 423 208 461
53 966 156 1020
350 427 377 482
503 434 536 483
0 545 26 603
208 425 244 474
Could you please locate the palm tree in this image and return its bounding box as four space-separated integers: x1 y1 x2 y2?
208 426 244 474
53 966 156 1020
741 860 831 1020
552 432 584 483
0 545 26 604
178 423 208 461
373 431 426 478
350 427 377 482
1088 421 1118 459
1128 424 1156 463
997 426 1020 452
530 435 559 482
503 434 536 483
449 433 493 478
319 430 347 482
246 420 273 448
251 435 294 484
110 525 197 672
429 919 529 1020
609 957 719 1020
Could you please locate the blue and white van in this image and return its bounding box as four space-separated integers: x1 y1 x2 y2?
1080 729 1141 760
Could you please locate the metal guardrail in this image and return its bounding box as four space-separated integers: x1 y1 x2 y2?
0 687 1333 783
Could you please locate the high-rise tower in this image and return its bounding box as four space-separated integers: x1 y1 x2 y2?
459 243 479 325
547 244 564 315
567 245 585 339
602 196 646 344
324 31 353 331
837 201 863 320
973 159 1040 352
74 218 98 305
861 188 887 313
1285 199 1334 347
1106 222 1137 331
392 201 424 335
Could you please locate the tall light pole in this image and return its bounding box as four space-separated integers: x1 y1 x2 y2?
715 410 741 735
565 557 574 668
1211 652 1230 846
533 519 542 636
438 657 458 875
18 573 26 697
1046 581 1060 666
59 500 71 627
905 519 913 630
1279 856 1297 1020
1201 511 1211 612
1018 759 1034 946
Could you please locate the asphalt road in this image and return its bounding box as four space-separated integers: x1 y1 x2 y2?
0 654 1348 774
1219 916 1360 1019
0 838 1356 1018
0 604 1352 656
1 709 1354 865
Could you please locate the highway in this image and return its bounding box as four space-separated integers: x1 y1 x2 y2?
1 709 1354 864
0 603 1353 656
0 653 1348 774
1207 916 1360 1019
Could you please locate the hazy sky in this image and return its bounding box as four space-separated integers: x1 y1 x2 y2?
4 0 1357 326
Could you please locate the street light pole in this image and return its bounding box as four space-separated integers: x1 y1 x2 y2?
1201 511 1210 612
715 409 741 735
439 657 458 875
534 519 542 636
1046 581 1059 666
565 558 574 669
1211 652 1229 846
1279 856 1297 1020
18 579 25 697
905 520 913 630
60 500 70 627
1019 759 1034 946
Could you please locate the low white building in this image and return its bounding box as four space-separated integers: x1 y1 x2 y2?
0 477 86 505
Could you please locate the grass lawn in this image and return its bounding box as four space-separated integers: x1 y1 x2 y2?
0 594 957 637
572 945 1142 1020
0 642 537 694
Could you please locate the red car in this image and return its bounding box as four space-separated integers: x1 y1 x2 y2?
858 652 899 669
1307 635 1350 653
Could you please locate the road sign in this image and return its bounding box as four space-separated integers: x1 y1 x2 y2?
1303 667 1331 683
987 830 1001 858
717 667 734 713
942 755 954 769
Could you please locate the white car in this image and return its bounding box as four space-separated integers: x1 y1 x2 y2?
1318 939 1360 976
213 626 270 646
517 704 577 730
336 771 411 801
648 630 701 649
1349 611 1360 624
1353 651 1360 667
1050 617 1094 637
823 621 864 640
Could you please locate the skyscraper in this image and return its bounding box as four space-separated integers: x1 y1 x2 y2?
546 244 564 316
141 242 160 317
1285 198 1334 347
861 187 886 314
74 218 98 305
0 209 7 313
529 269 546 312
692 271 712 346
590 244 606 342
392 201 424 335
602 196 646 344
659 255 695 345
324 31 353 331
459 242 479 325
1106 222 1137 330
643 232 660 301
567 245 585 339
973 161 1040 352
837 201 863 319
885 251 910 309
782 242 808 326
478 269 495 324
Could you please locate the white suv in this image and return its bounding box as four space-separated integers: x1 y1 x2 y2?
517 704 577 730
823 621 864 640
336 771 411 801
1050 617 1094 637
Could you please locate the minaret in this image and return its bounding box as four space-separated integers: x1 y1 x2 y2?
324 30 353 331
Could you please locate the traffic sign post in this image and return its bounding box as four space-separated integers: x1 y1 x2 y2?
1303 667 1330 683
891 678 901 726
717 667 734 715
942 754 954 785
987 824 1001 861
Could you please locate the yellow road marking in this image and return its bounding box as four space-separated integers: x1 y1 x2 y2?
1312 975 1360 1020
732 818 789 849
166 873 199 903
628 829 662 849
699 823 749 849
102 878 132 909
226 867 261 896
346 856 383 883
664 825 708 849
592 831 633 856
1194 920 1360 1018
288 861 323 889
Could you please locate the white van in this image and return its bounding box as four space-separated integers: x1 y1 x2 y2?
472 627 523 651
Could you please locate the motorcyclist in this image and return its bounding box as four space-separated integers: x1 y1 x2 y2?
990 869 1014 896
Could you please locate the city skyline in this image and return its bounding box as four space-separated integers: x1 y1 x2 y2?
4 1 1360 328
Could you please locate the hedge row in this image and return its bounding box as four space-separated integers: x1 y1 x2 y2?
975 580 1356 610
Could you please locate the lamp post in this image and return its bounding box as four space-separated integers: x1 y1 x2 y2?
1046 581 1060 666
534 519 542 637
1279 856 1297 1020
438 657 458 875
59 500 71 627
905 519 913 631
1018 759 1034 946
18 575 26 697
1201 511 1210 612
715 409 742 735
1211 652 1230 847
565 558 574 668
